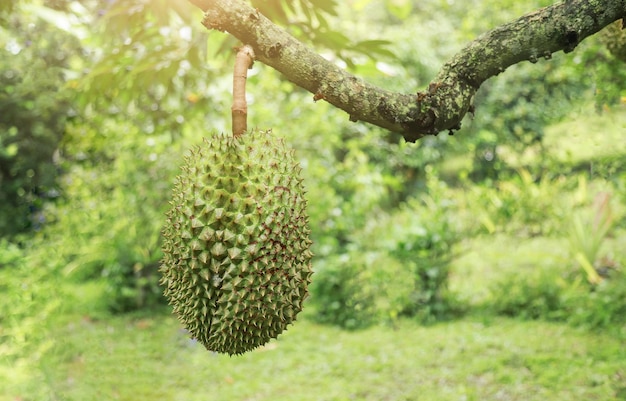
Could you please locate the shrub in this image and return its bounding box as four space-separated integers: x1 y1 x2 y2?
311 255 374 329
489 260 626 331
386 171 463 322
459 169 570 236
310 171 461 327
567 191 617 285
310 252 412 329
388 217 461 322
566 269 626 330
0 239 22 268
0 239 61 398
0 17 77 236
489 266 568 320
36 119 179 313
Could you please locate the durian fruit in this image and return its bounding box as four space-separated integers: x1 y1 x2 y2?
160 130 313 355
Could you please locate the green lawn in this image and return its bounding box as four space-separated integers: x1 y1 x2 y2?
3 311 623 401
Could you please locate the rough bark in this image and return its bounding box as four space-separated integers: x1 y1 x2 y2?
189 0 626 141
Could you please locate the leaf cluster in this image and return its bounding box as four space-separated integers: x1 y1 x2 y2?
0 11 79 236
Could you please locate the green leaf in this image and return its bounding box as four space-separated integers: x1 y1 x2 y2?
310 0 338 16
385 0 413 20
351 39 397 60
251 0 289 25
317 30 351 50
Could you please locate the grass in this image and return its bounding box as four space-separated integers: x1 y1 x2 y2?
4 312 624 401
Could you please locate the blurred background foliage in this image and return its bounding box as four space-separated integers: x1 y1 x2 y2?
1 0 626 398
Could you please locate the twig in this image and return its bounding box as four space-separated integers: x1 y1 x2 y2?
232 44 255 137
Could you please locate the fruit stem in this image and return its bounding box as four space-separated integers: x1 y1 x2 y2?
232 45 255 137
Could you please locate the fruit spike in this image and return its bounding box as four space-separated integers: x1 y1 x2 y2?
160 130 313 355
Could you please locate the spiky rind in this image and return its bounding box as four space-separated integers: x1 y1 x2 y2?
160 130 313 355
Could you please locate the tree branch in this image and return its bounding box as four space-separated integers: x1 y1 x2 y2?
190 0 626 141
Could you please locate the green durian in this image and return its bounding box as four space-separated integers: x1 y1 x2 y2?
160 130 313 355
